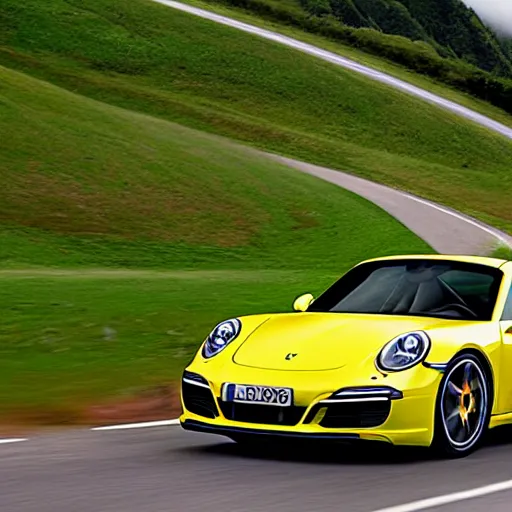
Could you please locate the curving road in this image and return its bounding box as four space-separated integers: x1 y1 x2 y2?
3 424 512 512
151 0 512 255
268 154 512 255
153 0 512 141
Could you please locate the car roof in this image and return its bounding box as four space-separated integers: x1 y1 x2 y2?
361 254 508 268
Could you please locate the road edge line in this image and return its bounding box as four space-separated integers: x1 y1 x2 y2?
369 478 512 512
0 438 28 445
91 419 180 431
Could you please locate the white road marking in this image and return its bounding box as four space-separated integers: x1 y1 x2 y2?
369 479 512 512
91 419 180 431
400 191 512 248
152 0 512 140
0 438 27 445
276 155 512 250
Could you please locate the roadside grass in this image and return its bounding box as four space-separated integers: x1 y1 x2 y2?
182 0 512 130
0 66 432 418
491 246 512 261
0 65 430 269
1 0 512 232
0 270 338 416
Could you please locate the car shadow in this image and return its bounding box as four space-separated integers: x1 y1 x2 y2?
179 437 433 465
484 424 512 448
178 425 512 466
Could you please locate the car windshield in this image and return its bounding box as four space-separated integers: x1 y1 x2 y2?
308 259 503 321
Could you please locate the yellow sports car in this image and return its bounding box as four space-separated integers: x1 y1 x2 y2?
180 255 512 457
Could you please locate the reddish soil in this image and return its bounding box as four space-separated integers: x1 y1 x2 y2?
0 384 183 435
84 385 182 426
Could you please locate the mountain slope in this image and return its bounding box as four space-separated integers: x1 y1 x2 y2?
302 0 512 76
195 0 512 115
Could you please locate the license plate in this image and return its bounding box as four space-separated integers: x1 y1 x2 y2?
223 383 293 407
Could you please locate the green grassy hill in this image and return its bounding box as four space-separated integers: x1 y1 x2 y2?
0 65 433 420
1 0 512 232
1 65 429 270
192 0 512 115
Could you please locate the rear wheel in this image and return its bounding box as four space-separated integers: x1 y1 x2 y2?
432 354 491 458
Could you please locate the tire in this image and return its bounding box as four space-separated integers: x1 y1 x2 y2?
432 353 491 458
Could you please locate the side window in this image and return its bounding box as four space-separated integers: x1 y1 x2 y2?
439 270 495 318
502 287 512 321
439 270 494 301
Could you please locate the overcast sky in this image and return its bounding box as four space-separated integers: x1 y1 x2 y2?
462 0 512 36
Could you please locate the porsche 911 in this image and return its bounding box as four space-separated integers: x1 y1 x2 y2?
180 255 512 457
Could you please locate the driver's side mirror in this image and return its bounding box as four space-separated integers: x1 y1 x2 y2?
293 293 314 312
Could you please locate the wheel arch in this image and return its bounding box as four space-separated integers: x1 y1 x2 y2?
432 348 494 456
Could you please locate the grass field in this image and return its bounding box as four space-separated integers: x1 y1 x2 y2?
1 65 429 269
0 270 336 418
0 65 433 419
1 0 512 232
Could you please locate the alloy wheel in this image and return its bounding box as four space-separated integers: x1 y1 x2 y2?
440 358 488 452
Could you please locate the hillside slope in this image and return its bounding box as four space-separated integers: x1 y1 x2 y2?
0 64 430 269
1 0 512 233
0 65 434 415
193 0 512 115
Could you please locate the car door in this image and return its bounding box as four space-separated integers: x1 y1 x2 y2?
499 282 512 413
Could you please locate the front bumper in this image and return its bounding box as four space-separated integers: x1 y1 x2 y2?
180 363 443 447
182 419 361 441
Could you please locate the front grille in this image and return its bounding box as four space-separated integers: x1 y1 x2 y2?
219 402 307 426
182 381 219 419
304 401 391 428
321 401 391 428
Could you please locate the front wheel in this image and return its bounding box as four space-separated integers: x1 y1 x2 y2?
432 354 491 458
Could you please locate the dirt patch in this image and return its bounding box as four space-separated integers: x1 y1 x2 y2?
291 209 320 230
2 167 264 247
0 384 183 434
83 385 182 426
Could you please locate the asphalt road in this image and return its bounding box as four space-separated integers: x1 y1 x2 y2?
269 155 512 256
3 424 512 512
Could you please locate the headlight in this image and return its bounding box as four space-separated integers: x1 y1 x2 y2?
376 331 430 372
202 319 241 358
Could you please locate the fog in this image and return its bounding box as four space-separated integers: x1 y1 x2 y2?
462 0 512 36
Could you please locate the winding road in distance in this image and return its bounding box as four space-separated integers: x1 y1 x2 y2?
152 0 512 255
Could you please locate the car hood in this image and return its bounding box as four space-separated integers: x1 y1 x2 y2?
233 312 457 371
